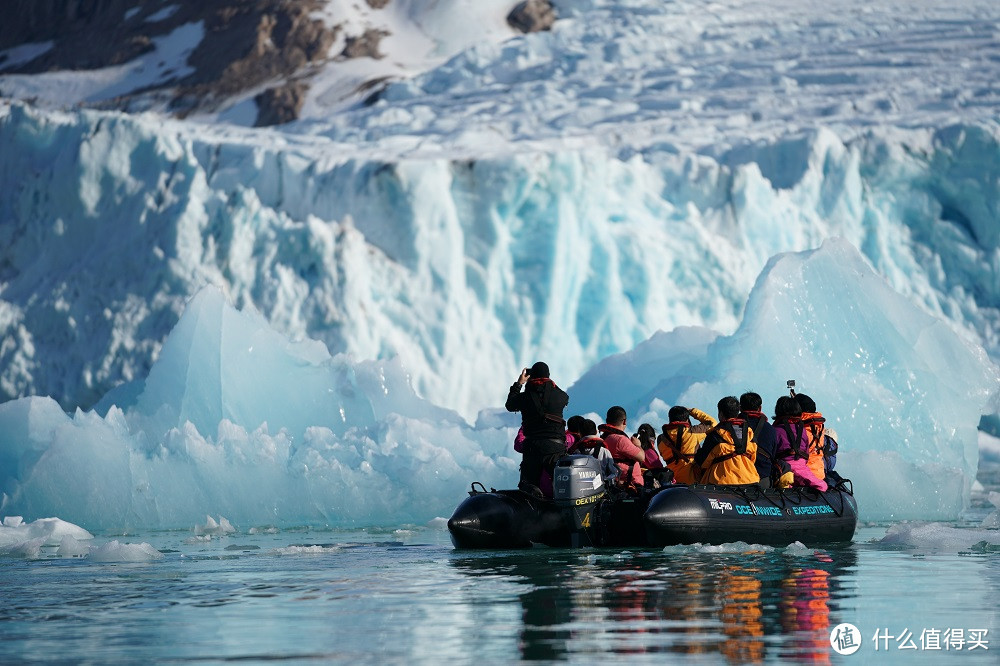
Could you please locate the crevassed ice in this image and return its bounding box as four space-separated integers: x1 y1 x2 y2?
2 103 1000 422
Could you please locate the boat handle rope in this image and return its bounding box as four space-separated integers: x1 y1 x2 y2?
470 481 488 495
781 487 808 506
759 482 785 511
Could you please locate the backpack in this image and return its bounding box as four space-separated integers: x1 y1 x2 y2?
822 433 838 472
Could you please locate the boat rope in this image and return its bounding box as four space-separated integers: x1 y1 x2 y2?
470 481 488 496
784 487 809 506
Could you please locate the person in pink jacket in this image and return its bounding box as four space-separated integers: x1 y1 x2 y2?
635 423 664 470
598 406 647 489
772 396 827 491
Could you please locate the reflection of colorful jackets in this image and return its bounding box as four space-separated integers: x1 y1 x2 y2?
658 408 717 484
598 424 646 487
800 412 829 483
693 419 759 485
773 418 828 491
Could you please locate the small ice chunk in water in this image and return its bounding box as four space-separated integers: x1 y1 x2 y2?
194 515 236 536
57 535 91 557
88 540 164 562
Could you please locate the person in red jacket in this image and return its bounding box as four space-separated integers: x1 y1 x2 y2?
598 406 646 489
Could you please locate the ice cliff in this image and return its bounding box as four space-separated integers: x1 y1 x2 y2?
1 240 994 529
2 102 999 422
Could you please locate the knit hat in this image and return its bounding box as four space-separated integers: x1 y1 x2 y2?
529 361 550 379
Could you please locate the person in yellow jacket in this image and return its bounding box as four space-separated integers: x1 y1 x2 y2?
692 396 760 485
657 405 717 484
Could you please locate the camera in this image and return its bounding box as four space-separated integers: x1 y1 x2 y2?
787 379 796 396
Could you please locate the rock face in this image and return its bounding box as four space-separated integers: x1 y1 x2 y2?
507 0 557 33
0 0 337 125
254 81 308 126
175 1 336 117
340 28 389 60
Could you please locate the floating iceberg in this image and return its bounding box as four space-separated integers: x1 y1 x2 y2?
572 238 999 520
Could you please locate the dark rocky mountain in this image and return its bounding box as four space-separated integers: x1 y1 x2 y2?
0 0 555 125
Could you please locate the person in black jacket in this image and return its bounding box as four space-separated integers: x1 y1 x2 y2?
740 391 778 488
506 361 569 496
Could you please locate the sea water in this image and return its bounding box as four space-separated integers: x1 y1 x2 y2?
2 468 998 665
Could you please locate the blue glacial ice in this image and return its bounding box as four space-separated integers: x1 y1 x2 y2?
1 239 995 530
3 102 1000 424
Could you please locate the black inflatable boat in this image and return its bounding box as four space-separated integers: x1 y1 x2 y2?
448 455 858 549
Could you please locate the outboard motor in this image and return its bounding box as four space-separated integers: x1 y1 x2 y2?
552 455 606 547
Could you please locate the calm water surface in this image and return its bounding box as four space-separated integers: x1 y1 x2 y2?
3 477 999 664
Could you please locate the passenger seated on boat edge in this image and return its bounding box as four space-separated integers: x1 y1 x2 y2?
692 396 761 485
506 361 570 498
795 393 841 483
598 406 647 489
566 418 619 483
739 391 778 489
772 395 828 491
657 405 716 485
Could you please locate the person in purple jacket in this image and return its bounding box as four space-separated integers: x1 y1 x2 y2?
772 395 827 491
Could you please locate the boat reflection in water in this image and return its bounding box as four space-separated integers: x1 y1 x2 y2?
449 544 855 663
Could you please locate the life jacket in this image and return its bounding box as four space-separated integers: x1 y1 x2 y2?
741 410 765 448
799 412 828 482
698 419 759 485
660 421 696 465
774 417 827 491
598 424 644 490
703 419 750 461
776 417 809 460
567 435 605 458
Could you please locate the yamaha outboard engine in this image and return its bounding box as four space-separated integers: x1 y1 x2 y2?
552 455 606 547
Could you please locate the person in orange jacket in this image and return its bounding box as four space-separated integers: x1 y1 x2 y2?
692 396 760 485
795 393 831 486
657 405 717 484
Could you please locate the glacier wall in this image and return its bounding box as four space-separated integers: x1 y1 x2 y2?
2 102 1000 422
1 240 994 529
